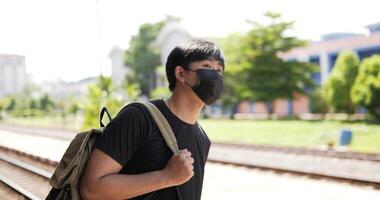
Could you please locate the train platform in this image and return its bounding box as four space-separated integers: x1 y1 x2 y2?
1 124 379 183
0 125 380 199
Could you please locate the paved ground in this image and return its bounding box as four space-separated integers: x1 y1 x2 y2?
0 127 380 199
209 143 380 183
203 163 380 200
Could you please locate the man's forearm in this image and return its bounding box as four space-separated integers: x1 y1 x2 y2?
82 169 173 200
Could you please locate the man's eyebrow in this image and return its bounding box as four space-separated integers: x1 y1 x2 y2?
201 59 224 69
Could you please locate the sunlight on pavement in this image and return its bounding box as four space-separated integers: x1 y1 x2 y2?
202 162 380 200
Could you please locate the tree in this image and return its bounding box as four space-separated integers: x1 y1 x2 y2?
123 75 141 103
39 93 54 112
6 97 16 112
351 55 380 119
82 76 122 129
322 51 360 114
83 84 102 129
30 99 38 109
239 12 317 114
1 95 39 117
150 86 171 100
218 33 249 118
125 20 166 97
149 65 170 100
97 75 113 96
68 98 81 117
0 97 13 118
310 88 328 115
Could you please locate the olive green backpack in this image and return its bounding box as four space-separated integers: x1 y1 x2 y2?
46 101 180 200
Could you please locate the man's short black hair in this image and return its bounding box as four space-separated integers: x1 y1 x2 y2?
165 39 225 91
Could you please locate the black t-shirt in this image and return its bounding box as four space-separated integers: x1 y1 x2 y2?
95 99 211 200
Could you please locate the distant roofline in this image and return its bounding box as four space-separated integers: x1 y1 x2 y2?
366 22 380 29
279 32 380 58
0 53 25 57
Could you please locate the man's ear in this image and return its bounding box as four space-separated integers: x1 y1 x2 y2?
175 66 185 80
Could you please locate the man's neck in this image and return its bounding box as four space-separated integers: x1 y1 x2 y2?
165 90 204 125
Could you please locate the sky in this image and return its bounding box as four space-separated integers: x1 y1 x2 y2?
0 0 379 83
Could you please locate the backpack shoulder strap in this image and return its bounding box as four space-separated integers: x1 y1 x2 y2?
138 101 180 154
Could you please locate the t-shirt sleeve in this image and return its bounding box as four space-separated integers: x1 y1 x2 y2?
95 105 150 166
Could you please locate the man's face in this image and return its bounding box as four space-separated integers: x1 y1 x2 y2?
175 59 224 104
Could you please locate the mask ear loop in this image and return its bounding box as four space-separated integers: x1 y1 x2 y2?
184 81 194 88
182 67 200 87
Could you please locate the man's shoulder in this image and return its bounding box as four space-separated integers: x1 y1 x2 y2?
117 103 144 116
150 99 164 107
118 99 162 113
114 102 153 124
114 100 165 124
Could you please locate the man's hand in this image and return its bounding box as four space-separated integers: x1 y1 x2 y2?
163 149 194 186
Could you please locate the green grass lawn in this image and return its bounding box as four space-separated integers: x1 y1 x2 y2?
2 117 380 153
199 119 380 153
3 116 82 131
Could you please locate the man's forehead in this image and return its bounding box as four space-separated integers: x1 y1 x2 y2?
192 59 224 67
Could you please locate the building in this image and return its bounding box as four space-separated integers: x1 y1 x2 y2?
0 54 27 98
40 77 97 101
155 18 192 67
109 46 129 87
237 22 380 116
153 19 192 89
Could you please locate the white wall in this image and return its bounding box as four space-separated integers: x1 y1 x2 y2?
0 55 26 97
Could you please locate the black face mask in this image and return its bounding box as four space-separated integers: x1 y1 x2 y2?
184 68 224 105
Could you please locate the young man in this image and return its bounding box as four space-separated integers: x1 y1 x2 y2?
80 39 225 200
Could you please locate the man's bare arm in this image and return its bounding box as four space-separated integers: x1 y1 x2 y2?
80 148 194 200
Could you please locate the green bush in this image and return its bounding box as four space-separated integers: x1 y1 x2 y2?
351 55 380 119
310 88 328 114
322 51 360 114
